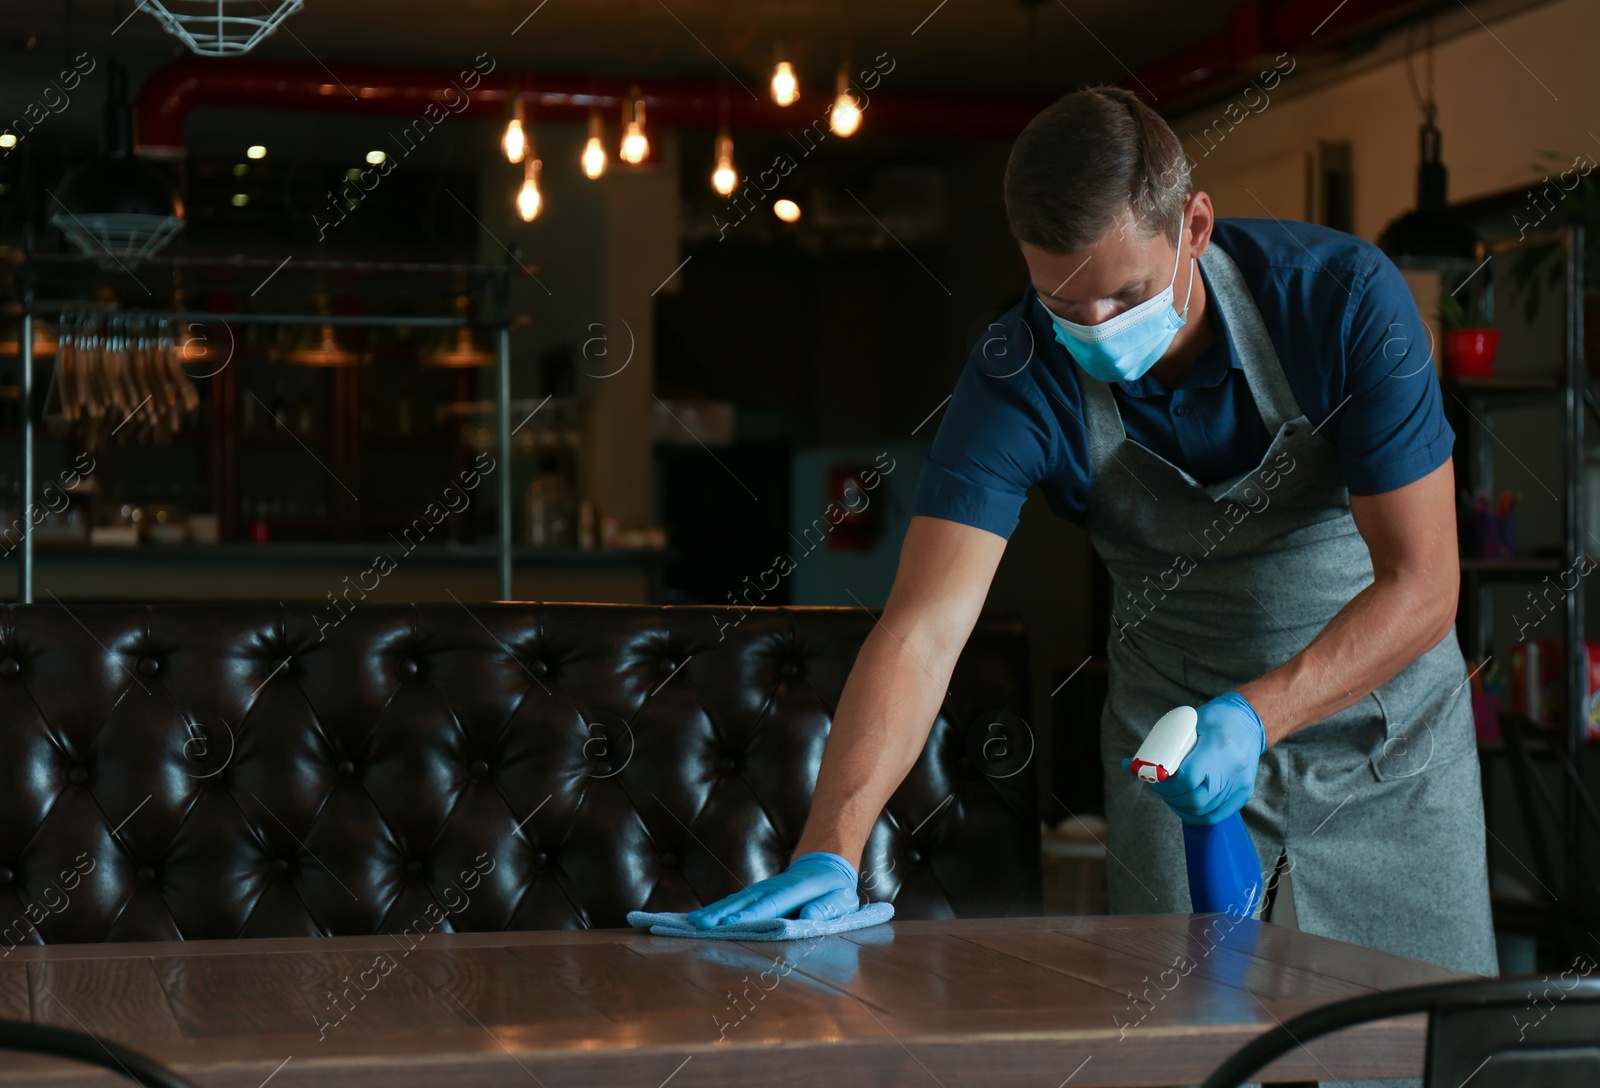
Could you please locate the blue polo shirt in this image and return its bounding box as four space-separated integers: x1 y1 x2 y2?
912 217 1453 537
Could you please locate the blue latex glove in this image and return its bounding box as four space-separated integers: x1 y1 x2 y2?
1121 691 1266 826
684 852 860 929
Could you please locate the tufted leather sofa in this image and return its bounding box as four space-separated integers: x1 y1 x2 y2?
0 603 1041 945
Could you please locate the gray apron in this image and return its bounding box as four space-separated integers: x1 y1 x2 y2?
1087 244 1498 981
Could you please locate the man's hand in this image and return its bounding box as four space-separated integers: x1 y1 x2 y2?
1122 692 1265 825
684 853 859 929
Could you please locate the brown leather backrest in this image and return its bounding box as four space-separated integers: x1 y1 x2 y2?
0 603 1041 944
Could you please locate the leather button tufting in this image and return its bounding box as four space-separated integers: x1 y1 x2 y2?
0 658 18 678
137 656 160 677
657 657 679 676
660 852 679 868
0 866 13 885
906 848 923 864
136 865 156 883
67 766 89 785
533 852 549 867
779 660 799 677
405 860 424 878
717 756 737 772
270 858 290 875
336 760 356 779
528 659 549 677
468 759 490 780
398 657 419 679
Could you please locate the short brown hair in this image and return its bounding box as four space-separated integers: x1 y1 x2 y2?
1004 86 1191 253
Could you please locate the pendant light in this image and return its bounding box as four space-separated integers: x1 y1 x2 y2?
711 126 737 196
427 296 494 368
582 109 608 179
0 319 57 358
502 91 527 164
517 156 543 221
49 62 184 265
770 45 800 106
287 294 356 367
829 66 861 137
1377 25 1477 270
620 87 649 165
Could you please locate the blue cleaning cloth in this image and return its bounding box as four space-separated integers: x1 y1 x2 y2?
626 901 894 941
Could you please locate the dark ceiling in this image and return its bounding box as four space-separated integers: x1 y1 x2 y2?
3 0 1231 97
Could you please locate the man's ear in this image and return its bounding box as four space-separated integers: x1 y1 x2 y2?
1187 191 1216 259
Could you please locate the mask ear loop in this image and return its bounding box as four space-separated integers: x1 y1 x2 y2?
1170 212 1195 322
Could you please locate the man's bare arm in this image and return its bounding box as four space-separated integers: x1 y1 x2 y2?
1237 458 1461 746
789 514 1010 870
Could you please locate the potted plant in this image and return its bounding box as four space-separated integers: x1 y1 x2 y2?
1438 293 1500 377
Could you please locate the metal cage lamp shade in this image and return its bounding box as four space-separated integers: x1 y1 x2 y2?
139 0 306 56
426 296 494 368
49 62 184 266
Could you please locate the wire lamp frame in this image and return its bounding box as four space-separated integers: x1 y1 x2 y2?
48 211 185 267
138 0 307 56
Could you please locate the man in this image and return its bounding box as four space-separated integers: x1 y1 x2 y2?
688 86 1497 984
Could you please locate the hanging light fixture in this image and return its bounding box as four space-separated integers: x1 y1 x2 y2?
427 296 494 368
137 0 304 56
517 156 542 221
774 199 801 223
502 92 527 164
829 66 861 137
711 126 737 196
0 319 58 358
49 62 184 266
582 108 608 179
620 87 649 165
770 45 800 107
287 294 357 367
1377 26 1476 269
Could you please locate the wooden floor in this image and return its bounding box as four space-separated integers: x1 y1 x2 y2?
0 914 1470 1087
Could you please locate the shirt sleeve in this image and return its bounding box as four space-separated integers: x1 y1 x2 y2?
911 353 1058 540
1331 251 1456 495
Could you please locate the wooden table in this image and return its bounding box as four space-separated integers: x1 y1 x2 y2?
0 914 1471 1087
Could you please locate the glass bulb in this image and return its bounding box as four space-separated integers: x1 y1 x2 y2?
503 116 526 164
830 91 861 137
771 60 799 107
517 160 542 221
621 122 648 164
583 137 607 179
712 128 737 195
774 199 801 223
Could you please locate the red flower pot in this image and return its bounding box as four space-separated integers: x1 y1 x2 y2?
1443 328 1501 377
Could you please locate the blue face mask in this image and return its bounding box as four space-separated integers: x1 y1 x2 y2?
1043 222 1195 383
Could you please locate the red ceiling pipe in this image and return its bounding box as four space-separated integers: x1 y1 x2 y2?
1126 0 1432 108
133 56 1055 156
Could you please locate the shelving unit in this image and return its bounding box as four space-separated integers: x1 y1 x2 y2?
9 250 523 600
1446 222 1594 958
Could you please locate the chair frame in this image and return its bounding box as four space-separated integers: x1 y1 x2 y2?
1200 974 1600 1088
0 1019 197 1088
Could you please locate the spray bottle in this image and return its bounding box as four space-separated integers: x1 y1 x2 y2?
1129 706 1263 916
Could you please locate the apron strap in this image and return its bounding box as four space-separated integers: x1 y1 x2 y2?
1199 245 1305 434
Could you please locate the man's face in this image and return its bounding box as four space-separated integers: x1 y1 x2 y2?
1022 197 1207 328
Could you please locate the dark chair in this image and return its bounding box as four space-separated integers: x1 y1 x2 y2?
1201 975 1600 1088
0 1019 196 1088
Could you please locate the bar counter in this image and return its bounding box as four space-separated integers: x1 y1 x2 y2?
1 543 675 603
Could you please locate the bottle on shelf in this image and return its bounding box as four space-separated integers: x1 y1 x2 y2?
296 373 315 436
270 378 289 429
